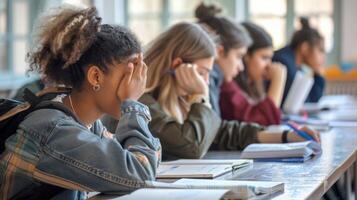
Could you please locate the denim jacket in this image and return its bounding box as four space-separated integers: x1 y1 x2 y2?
209 64 224 116
0 99 161 199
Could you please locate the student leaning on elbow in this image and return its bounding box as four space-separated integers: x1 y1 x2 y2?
141 22 320 160
0 6 161 200
102 3 321 161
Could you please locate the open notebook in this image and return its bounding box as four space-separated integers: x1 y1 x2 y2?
317 109 357 121
112 189 230 200
240 141 322 162
113 179 284 200
171 179 284 199
161 159 253 166
283 114 357 130
157 159 253 179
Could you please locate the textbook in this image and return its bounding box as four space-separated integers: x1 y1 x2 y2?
240 141 322 162
161 159 253 166
318 95 357 109
318 109 357 121
132 179 285 200
172 179 284 199
302 95 357 114
283 114 329 126
103 178 284 200
267 123 330 133
302 102 332 114
112 189 230 200
284 114 357 128
157 159 253 179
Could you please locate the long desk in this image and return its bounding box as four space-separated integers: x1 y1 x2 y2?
205 127 357 200
91 95 357 199
91 127 357 200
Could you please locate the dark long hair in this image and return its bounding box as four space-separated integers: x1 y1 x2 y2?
235 22 272 101
195 2 252 52
290 17 324 50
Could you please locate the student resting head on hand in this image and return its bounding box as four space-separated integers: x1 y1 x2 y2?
138 21 320 160
0 5 161 199
219 22 287 126
273 17 326 103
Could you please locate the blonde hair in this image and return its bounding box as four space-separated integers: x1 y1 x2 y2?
145 22 216 123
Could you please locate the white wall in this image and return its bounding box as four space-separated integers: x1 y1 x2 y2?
94 0 125 25
233 0 248 22
205 0 247 21
341 0 357 63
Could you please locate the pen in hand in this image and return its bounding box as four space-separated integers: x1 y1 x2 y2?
285 121 315 141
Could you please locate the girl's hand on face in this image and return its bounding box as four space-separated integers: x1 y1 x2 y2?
175 63 208 97
265 62 287 81
117 54 147 102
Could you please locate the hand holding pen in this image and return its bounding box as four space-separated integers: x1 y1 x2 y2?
285 121 321 143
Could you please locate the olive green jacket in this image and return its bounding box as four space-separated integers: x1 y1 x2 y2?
138 93 264 159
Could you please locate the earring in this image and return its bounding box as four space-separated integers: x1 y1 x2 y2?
93 84 101 92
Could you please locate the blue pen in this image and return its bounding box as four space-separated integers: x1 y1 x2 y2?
285 122 314 141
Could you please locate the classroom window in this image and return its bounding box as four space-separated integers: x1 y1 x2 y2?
249 0 335 53
294 0 334 52
0 0 30 77
12 0 29 75
0 0 7 73
0 0 92 75
126 0 201 44
0 41 6 73
249 0 287 49
0 0 94 92
127 0 162 45
168 0 201 26
62 0 92 7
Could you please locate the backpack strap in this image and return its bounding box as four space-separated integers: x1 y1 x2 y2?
23 88 40 105
0 101 31 121
24 87 72 103
0 94 82 153
0 87 72 122
1 87 81 199
35 87 71 97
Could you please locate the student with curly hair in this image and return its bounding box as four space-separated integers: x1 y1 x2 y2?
0 6 161 199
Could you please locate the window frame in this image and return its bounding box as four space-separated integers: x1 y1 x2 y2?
123 0 206 44
247 0 340 65
122 0 340 65
0 0 36 90
0 0 89 91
